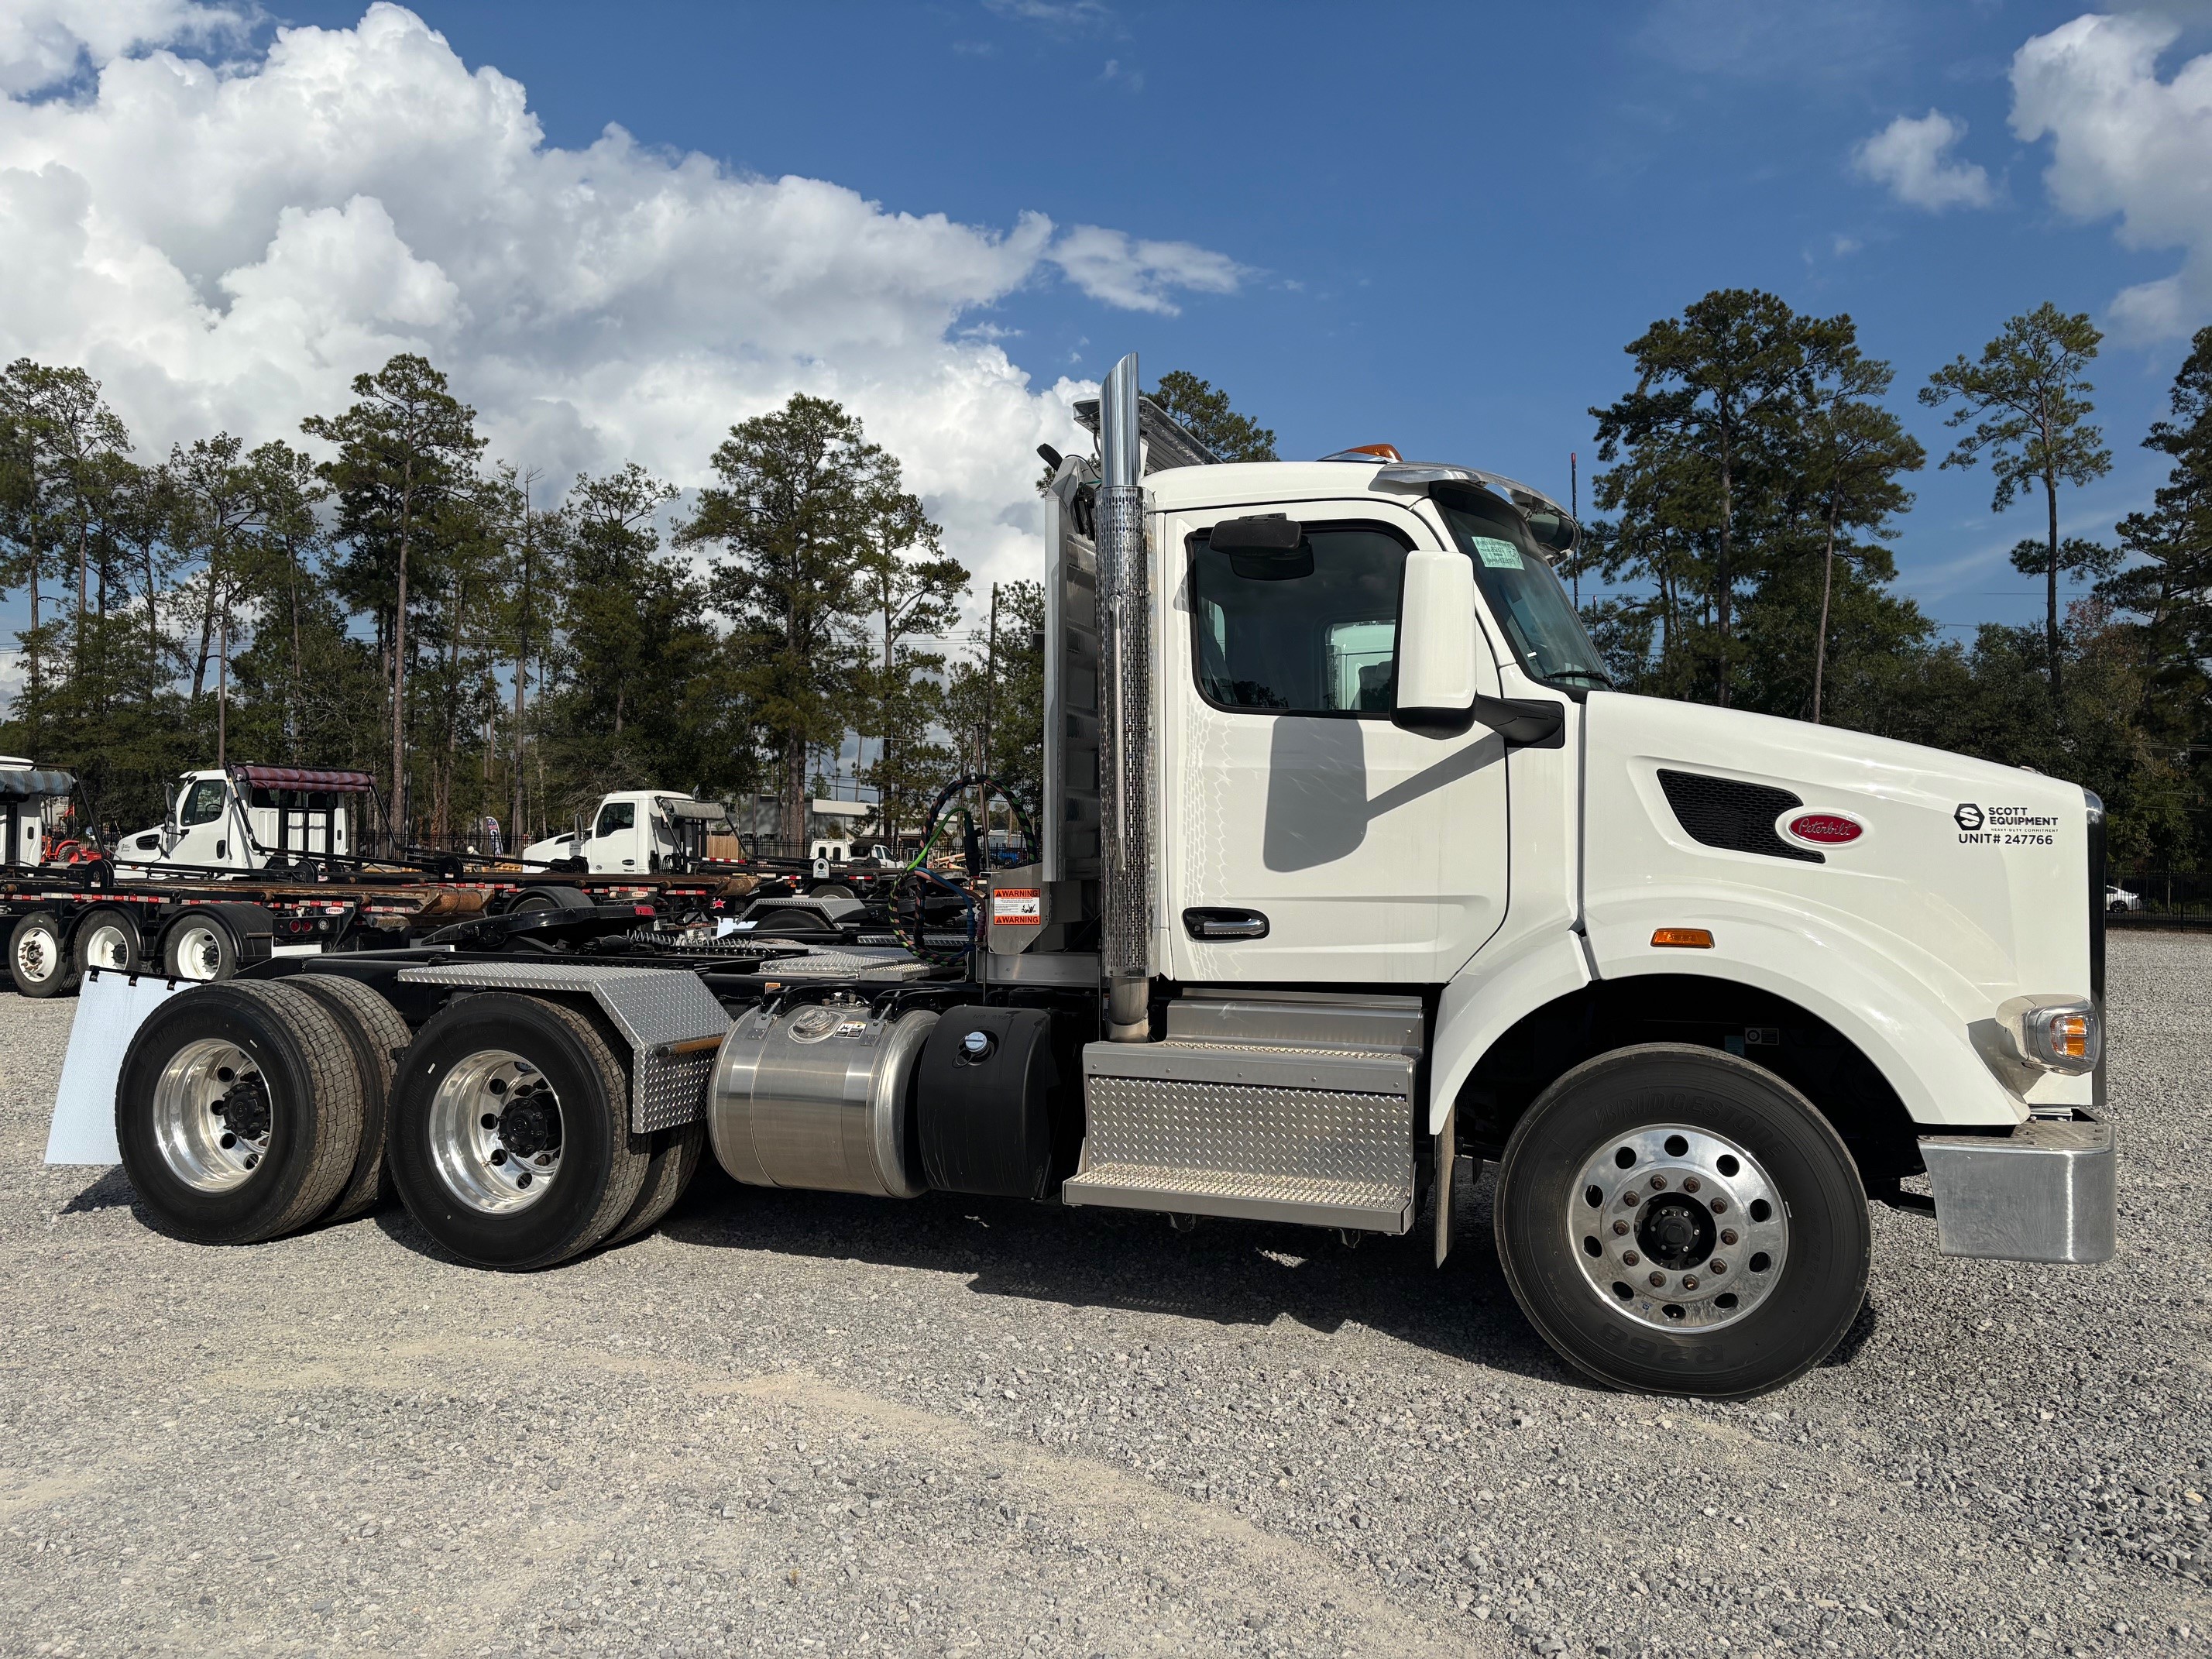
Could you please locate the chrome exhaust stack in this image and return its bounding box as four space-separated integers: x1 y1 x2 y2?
1096 352 1152 1041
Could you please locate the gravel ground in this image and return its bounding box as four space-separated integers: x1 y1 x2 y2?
1 936 2207 1659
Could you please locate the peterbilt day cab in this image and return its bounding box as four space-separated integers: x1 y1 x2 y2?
94 356 2112 1398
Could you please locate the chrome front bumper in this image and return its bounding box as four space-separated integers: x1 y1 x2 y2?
1918 1111 2116 1265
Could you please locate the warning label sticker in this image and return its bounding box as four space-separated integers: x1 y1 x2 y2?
991 888 1042 926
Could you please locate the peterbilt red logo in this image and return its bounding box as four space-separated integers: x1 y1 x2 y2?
1788 812 1863 846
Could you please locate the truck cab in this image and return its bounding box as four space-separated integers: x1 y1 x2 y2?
117 767 360 874
0 759 70 869
523 791 730 874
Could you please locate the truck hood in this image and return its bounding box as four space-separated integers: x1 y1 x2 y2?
1579 689 2093 1045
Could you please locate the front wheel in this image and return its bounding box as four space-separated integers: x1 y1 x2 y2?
1493 1044 1870 1399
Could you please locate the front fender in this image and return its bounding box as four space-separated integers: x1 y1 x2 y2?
1585 895 2025 1128
1427 927 1590 1134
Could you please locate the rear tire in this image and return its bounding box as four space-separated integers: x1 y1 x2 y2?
163 915 240 982
9 913 80 998
116 981 365 1245
74 908 142 976
288 973 410 1221
1493 1043 1870 1400
603 1121 706 1246
386 994 650 1270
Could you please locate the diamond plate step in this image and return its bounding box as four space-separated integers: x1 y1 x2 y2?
1066 1032 1417 1233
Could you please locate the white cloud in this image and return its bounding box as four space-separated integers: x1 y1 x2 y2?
0 2 1243 601
1851 110 1996 211
1046 225 1244 316
982 0 1114 28
0 0 246 95
2011 12 2212 341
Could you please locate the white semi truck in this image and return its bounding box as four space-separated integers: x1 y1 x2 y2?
97 357 2111 1397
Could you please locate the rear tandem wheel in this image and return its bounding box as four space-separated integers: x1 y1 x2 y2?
115 981 366 1245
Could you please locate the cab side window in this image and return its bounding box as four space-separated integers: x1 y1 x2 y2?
595 801 636 837
179 781 226 826
1189 524 1410 716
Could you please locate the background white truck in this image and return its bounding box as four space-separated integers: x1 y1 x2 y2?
93 356 2114 1399
115 765 362 874
522 789 733 874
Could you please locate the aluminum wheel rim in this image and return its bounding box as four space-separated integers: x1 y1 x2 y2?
170 923 225 981
83 922 132 972
152 1038 269 1192
14 923 60 984
1568 1123 1790 1333
427 1049 563 1214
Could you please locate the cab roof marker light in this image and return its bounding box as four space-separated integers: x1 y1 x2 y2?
1318 443 1402 462
1651 928 1714 949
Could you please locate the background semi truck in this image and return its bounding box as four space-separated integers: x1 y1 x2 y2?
90 356 2114 1398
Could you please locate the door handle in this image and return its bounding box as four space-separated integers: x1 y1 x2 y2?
1183 907 1269 940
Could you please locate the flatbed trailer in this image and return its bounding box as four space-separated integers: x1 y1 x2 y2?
82 358 2117 1400
2 860 774 996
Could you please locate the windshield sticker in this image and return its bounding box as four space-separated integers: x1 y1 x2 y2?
1954 802 2059 848
1472 536 1524 570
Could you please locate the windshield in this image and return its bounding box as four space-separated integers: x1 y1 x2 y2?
1432 490 1612 690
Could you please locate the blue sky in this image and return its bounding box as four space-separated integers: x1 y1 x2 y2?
5 1 2211 653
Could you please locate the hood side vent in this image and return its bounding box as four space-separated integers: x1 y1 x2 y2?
1657 770 1823 865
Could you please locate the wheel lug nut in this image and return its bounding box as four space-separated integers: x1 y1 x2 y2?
1709 1259 1727 1274
1682 1176 1702 1194
1682 1275 1698 1290
1648 1174 1668 1190
1623 1251 1640 1266
535 1153 552 1166
1622 1190 1640 1207
1720 1228 1739 1245
1612 1220 1630 1236
1647 1273 1665 1288
1709 1198 1727 1214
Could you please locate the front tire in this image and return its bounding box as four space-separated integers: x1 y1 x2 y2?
1494 1044 1870 1399
116 981 366 1245
386 994 650 1269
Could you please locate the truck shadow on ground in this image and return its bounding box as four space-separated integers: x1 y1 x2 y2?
647 1162 1588 1388
67 1160 1877 1386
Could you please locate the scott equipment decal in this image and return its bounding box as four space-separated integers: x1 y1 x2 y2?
1955 803 2059 847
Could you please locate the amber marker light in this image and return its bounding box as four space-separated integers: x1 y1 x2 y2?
1651 928 1715 948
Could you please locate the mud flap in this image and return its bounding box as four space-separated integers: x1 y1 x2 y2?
44 968 190 1164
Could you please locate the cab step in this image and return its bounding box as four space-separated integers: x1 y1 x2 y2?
1061 993 1423 1234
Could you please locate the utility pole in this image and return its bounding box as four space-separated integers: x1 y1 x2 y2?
982 583 1000 854
512 466 538 849
216 608 228 771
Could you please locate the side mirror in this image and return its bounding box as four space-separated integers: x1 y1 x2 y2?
1392 550 1478 737
1209 514 1313 581
1522 506 1578 559
1392 549 1568 746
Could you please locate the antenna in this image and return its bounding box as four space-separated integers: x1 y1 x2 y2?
1569 452 1579 611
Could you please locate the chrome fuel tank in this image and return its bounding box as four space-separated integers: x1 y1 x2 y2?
709 999 937 1197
